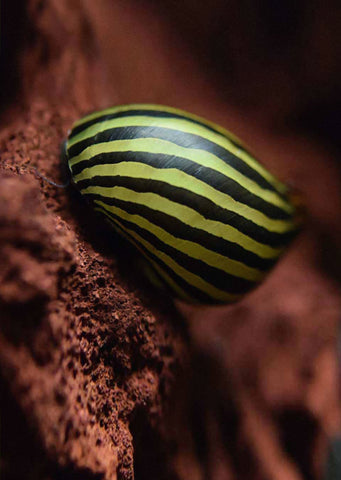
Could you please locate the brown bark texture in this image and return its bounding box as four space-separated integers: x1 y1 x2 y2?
0 1 340 479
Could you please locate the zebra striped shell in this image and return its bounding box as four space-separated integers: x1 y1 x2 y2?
65 104 299 304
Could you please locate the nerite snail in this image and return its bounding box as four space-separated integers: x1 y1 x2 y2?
64 104 300 304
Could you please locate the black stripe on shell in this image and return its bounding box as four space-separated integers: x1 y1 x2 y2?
70 148 291 222
96 199 256 294
68 122 284 196
78 174 295 251
96 206 246 304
